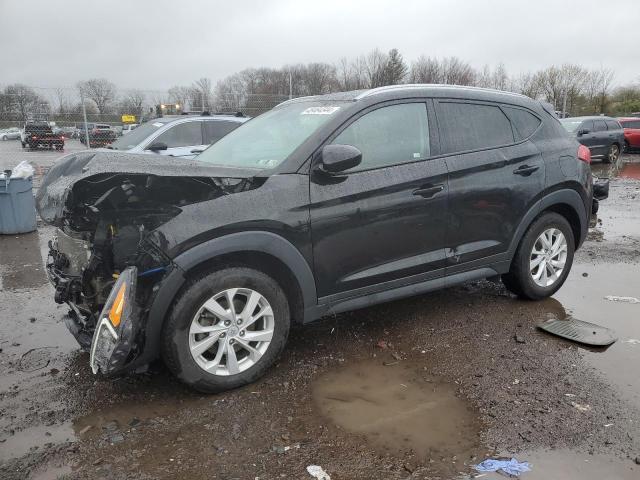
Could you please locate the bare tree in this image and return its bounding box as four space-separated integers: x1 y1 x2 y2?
300 63 336 95
168 86 192 109
440 57 475 85
77 78 116 114
409 56 441 83
192 78 213 110
119 89 146 116
3 84 50 120
363 49 389 88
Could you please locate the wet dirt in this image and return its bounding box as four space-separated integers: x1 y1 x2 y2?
0 154 639 479
313 360 488 473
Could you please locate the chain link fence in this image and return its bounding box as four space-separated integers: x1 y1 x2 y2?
0 86 296 180
0 85 291 131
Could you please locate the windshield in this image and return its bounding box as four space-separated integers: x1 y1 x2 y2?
196 101 345 169
109 120 167 150
560 119 583 133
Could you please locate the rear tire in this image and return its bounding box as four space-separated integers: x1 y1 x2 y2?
502 212 575 300
603 143 619 164
162 267 290 393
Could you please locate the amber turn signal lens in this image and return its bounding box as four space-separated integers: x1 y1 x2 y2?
108 284 126 327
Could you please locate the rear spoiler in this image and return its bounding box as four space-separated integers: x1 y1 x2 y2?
540 101 559 118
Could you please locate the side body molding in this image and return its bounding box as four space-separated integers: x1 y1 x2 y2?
135 231 317 367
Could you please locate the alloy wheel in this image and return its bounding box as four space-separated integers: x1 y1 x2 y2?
189 288 274 376
530 228 567 287
609 144 619 163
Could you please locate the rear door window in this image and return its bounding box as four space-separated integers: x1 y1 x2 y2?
593 120 607 132
153 121 203 148
581 120 594 132
331 102 430 172
502 106 541 141
203 121 241 144
605 120 621 130
437 101 514 153
622 120 640 129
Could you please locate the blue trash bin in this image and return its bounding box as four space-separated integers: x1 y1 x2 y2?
0 174 37 234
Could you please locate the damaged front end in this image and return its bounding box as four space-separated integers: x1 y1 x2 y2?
37 151 260 375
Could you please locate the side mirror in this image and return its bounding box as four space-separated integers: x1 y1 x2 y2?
318 144 362 174
147 142 168 152
578 129 590 136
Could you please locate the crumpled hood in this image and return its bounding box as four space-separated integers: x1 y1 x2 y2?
36 150 261 226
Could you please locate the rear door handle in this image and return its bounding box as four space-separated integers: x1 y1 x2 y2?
513 165 539 176
413 184 444 198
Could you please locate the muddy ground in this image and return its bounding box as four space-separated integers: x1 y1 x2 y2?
0 145 639 479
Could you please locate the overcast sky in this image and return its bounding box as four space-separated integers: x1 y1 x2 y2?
1 0 638 91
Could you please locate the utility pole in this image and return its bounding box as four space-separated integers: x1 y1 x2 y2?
289 71 293 100
80 90 90 148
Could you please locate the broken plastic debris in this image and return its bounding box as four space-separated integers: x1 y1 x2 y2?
307 465 331 480
604 295 640 304
537 317 617 347
571 402 591 412
623 339 640 345
474 458 531 477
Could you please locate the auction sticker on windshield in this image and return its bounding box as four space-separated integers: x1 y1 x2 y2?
301 106 341 115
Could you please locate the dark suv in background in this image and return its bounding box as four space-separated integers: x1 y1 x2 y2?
37 85 594 392
560 116 624 163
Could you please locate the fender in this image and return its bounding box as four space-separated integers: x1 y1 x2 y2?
507 188 588 260
131 231 317 368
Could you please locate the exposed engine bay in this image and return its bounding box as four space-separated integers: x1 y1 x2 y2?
37 151 260 373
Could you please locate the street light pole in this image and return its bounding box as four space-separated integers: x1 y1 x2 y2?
80 90 90 148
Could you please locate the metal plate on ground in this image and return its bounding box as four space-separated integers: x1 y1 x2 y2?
537 318 618 346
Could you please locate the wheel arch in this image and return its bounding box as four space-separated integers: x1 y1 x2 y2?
134 231 316 368
508 188 588 262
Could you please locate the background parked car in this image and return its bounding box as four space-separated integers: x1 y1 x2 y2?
121 123 138 135
618 117 640 152
560 116 624 163
79 123 115 147
21 121 64 150
0 127 21 140
106 114 248 159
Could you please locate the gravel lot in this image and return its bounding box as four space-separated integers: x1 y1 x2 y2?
0 141 639 479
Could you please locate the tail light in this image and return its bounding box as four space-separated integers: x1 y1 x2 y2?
31 135 37 139
577 144 591 164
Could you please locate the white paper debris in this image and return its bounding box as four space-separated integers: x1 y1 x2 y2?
604 295 640 304
301 106 340 115
307 465 331 480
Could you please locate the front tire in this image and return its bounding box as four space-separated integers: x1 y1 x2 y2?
162 267 290 393
502 212 575 300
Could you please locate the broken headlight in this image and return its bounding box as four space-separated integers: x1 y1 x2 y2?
90 266 138 375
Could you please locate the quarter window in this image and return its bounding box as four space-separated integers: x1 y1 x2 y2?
153 121 202 148
502 106 541 140
331 103 430 171
438 102 514 153
605 120 621 130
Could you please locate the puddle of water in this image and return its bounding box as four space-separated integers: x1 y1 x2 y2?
553 263 640 403
469 449 638 479
313 360 487 469
0 230 48 291
0 421 75 462
73 400 185 439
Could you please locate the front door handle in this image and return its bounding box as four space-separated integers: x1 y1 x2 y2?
413 184 444 198
513 165 539 176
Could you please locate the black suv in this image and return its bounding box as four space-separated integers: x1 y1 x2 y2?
37 85 594 392
560 116 625 163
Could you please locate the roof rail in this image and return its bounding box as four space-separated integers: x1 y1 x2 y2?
178 111 245 117
355 84 528 100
